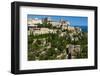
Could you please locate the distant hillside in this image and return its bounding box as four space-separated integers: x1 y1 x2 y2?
72 26 88 32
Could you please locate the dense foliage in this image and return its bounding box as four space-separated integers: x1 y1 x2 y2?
28 22 88 60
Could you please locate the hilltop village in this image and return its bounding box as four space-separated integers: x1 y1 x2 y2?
28 17 88 60
28 17 81 35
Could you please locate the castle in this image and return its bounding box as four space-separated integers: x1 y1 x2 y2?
27 17 81 35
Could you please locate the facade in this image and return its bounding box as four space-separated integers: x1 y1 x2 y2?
28 27 57 35
28 18 42 26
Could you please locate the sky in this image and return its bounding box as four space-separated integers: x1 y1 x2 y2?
28 14 88 26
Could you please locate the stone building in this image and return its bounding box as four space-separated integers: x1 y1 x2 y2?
66 44 81 59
